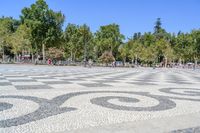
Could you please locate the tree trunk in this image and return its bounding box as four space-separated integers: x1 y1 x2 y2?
32 52 34 63
194 57 197 69
73 51 77 63
42 43 45 64
13 54 16 63
132 59 134 67
15 54 18 63
135 54 138 66
2 47 5 63
70 50 73 62
165 57 167 68
179 58 182 67
123 57 126 66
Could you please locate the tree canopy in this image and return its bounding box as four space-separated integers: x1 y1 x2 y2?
20 0 65 62
0 1 199 66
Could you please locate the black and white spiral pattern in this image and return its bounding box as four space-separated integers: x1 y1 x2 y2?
2 88 199 128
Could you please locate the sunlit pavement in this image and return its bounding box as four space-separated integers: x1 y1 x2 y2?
0 64 200 133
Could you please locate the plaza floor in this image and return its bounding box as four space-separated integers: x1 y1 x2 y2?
0 64 200 133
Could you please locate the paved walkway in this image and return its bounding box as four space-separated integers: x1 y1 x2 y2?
0 64 200 133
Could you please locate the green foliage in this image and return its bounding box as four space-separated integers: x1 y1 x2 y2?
9 24 32 54
0 17 19 60
94 24 125 58
20 0 65 61
154 18 162 34
63 23 80 61
63 23 93 61
118 43 129 63
0 17 17 47
191 30 200 60
0 1 200 66
128 40 143 60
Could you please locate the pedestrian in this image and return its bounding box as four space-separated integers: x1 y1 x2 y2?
88 59 93 68
48 58 52 65
35 55 39 65
112 61 116 67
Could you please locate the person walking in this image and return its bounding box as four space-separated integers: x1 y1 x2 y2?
47 58 52 65
88 59 93 68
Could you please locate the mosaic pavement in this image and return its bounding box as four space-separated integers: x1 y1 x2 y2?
0 64 200 133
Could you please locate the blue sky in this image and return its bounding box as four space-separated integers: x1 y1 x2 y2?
0 0 199 38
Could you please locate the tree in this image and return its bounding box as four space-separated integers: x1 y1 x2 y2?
153 18 170 40
128 40 143 65
9 24 32 62
20 0 65 63
94 24 124 59
191 30 200 66
174 33 193 64
63 24 80 62
154 18 162 34
46 47 64 60
118 43 129 66
99 51 115 66
0 17 18 62
63 24 93 63
132 32 142 40
155 39 173 67
78 24 93 66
